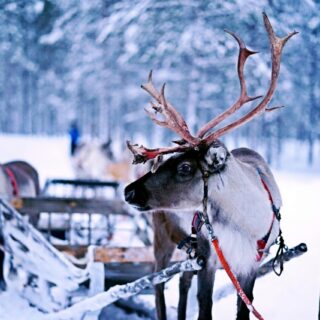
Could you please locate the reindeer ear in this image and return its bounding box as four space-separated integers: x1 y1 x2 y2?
151 155 163 173
204 144 229 172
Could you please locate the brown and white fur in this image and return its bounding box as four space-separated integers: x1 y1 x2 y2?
125 142 281 320
72 141 141 182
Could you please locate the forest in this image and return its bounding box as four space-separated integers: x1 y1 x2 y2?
0 0 319 165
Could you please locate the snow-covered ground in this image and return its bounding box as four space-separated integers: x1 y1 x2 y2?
0 134 319 319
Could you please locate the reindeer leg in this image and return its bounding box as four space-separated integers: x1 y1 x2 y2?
236 273 256 320
196 237 215 320
153 212 175 320
154 242 175 320
197 265 215 320
178 271 193 320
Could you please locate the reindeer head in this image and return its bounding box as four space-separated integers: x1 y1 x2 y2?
125 141 230 210
125 13 297 212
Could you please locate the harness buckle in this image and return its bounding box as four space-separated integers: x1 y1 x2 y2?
273 230 288 276
192 211 204 233
177 234 198 259
204 221 216 240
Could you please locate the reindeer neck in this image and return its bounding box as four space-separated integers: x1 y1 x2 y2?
207 157 275 239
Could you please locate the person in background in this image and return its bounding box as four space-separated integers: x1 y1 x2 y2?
69 121 80 156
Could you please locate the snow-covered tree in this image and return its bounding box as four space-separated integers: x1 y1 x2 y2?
0 0 318 163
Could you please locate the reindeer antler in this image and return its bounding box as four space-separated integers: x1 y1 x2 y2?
128 13 297 164
197 30 262 138
201 13 298 145
142 71 200 145
126 141 191 164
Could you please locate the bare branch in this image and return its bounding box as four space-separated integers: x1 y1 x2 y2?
265 105 285 112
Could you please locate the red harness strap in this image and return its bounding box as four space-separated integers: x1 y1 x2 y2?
256 213 275 261
209 177 277 320
256 178 277 262
4 167 19 197
186 172 280 320
212 238 264 320
260 178 273 203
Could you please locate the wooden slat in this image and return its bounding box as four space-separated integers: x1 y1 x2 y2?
42 178 119 195
54 245 88 259
94 247 186 263
45 178 119 188
105 263 155 284
11 197 130 216
53 246 187 264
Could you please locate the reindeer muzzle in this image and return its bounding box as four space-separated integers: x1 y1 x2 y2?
124 180 150 211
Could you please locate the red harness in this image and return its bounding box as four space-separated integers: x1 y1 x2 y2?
256 178 277 261
191 178 278 261
4 167 19 197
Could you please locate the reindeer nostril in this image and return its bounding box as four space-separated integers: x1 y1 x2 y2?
125 189 136 203
124 182 150 209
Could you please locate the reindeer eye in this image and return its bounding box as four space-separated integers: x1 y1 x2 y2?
177 162 193 176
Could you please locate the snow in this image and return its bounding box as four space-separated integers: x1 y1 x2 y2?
34 2 44 15
0 290 44 320
0 134 319 319
0 135 73 186
97 0 151 44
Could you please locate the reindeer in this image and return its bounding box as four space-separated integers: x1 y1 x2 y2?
72 140 140 182
71 140 114 179
124 14 297 320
